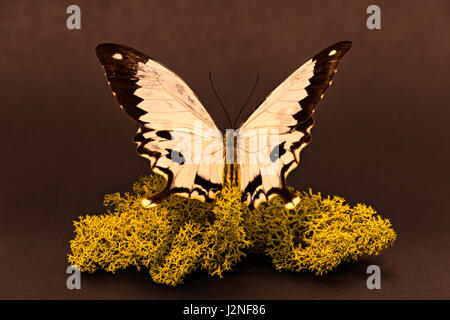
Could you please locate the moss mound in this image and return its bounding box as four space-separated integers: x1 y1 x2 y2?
68 175 396 286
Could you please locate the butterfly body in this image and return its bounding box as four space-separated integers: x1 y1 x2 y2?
96 41 352 210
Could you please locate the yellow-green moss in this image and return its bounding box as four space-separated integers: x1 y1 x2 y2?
68 175 396 286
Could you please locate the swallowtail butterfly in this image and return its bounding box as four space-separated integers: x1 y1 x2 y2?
96 41 352 210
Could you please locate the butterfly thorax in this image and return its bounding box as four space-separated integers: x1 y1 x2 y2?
224 129 237 185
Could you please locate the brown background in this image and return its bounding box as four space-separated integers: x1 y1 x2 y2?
0 0 449 299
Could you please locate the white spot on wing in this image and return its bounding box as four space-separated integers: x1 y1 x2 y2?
112 53 123 60
142 199 156 208
328 50 337 56
285 202 294 210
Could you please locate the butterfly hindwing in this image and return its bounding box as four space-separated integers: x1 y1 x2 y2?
96 43 225 206
238 41 353 209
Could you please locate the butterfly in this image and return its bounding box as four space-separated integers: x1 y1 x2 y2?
95 41 352 210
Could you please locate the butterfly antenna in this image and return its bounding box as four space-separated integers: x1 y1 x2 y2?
209 72 233 128
232 74 259 128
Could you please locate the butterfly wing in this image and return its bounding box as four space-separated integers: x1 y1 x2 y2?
237 41 353 209
96 43 225 207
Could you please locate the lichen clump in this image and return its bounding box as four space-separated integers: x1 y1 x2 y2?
68 175 396 286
